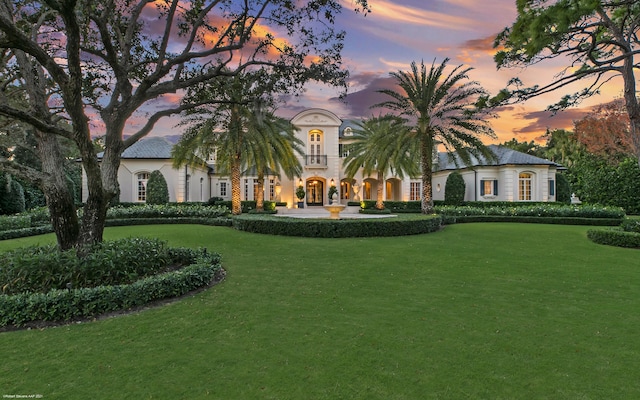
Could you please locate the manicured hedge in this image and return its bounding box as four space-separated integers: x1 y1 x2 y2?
621 218 640 233
586 229 640 249
0 261 223 327
105 217 233 227
441 215 623 226
435 204 625 219
232 214 442 238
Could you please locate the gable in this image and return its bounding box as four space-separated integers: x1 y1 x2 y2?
290 108 342 127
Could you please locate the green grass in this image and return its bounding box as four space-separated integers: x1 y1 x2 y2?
1 223 639 399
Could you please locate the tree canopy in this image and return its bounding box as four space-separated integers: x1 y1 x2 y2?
492 0 640 164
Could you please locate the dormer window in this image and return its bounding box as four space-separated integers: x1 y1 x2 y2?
344 127 353 136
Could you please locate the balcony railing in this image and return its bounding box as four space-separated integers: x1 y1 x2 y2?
305 154 327 167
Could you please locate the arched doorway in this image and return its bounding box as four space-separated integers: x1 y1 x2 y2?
306 179 324 206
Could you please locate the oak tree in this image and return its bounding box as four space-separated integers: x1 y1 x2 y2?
493 0 640 165
0 0 368 250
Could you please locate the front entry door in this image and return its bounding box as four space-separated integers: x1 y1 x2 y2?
306 180 324 206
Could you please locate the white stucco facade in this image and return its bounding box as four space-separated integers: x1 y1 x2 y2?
82 108 560 205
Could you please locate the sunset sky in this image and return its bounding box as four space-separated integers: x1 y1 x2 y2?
271 0 625 145
144 0 625 144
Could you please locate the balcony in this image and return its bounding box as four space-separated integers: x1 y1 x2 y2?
304 154 328 168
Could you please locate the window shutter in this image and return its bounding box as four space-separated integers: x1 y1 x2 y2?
480 180 485 196
549 180 555 196
493 180 498 196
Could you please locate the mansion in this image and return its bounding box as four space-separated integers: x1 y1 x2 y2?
82 108 561 206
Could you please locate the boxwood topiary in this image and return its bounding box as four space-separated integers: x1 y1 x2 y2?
146 170 170 205
444 171 465 206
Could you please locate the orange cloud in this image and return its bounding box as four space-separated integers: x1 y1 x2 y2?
365 0 476 30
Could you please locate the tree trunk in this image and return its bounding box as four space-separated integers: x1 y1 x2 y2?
420 135 434 214
376 170 384 210
76 134 122 249
620 56 640 166
256 174 265 212
231 155 242 215
35 131 80 251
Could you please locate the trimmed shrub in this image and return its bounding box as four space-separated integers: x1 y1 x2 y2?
435 204 625 219
0 261 223 327
621 218 640 233
0 238 220 295
587 229 640 249
146 170 170 204
106 204 229 219
233 214 442 238
0 175 26 215
444 171 465 205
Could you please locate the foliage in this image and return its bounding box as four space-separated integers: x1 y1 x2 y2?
435 204 625 219
541 129 585 168
146 170 169 205
500 138 543 156
573 99 634 163
0 175 26 215
296 186 306 200
0 238 221 295
587 229 640 249
569 155 640 214
328 185 338 201
0 261 222 327
376 59 496 213
233 214 442 238
621 218 640 233
343 115 418 210
106 204 229 219
555 173 571 203
173 72 304 215
444 171 465 205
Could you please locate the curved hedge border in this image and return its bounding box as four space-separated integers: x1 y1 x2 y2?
587 229 640 249
232 214 442 238
441 215 624 226
0 259 224 328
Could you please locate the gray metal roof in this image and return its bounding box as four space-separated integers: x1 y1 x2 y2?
121 137 174 159
437 145 560 170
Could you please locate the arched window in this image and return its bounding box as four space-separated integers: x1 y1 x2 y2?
519 172 532 201
137 172 150 202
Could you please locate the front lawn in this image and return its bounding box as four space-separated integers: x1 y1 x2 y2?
1 223 638 399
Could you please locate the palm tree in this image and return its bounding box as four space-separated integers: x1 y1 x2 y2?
172 73 302 215
343 115 419 210
245 114 304 212
376 59 496 213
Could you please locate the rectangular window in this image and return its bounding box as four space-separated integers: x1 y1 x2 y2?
549 179 555 196
410 182 421 201
220 182 227 197
244 179 249 200
269 179 275 200
480 179 498 196
340 144 351 158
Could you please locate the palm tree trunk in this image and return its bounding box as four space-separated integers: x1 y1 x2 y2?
376 170 384 210
256 174 265 212
231 155 242 215
420 136 434 214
